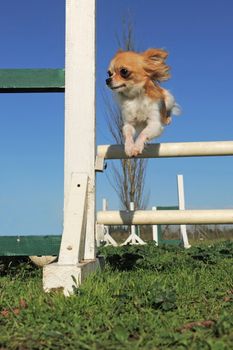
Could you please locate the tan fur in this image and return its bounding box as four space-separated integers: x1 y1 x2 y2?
144 80 171 125
106 48 180 156
108 49 171 125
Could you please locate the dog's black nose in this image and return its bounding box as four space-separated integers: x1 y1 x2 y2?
106 77 112 86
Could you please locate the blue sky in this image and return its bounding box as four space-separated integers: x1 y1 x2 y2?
0 0 232 235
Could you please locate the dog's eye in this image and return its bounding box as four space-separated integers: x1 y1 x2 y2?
120 68 130 78
107 70 113 77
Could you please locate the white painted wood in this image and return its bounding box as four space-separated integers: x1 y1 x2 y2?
97 209 233 225
59 173 88 264
121 234 146 245
177 175 191 248
152 207 158 245
177 175 185 210
101 198 118 246
43 0 97 294
130 202 136 244
43 259 100 296
64 0 96 260
97 141 233 159
103 198 108 211
121 202 146 245
96 198 108 246
95 155 105 172
104 229 118 246
96 224 105 243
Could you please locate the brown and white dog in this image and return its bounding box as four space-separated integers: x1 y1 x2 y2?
106 49 180 157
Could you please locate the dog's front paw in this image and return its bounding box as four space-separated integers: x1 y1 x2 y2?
125 141 135 157
133 139 145 156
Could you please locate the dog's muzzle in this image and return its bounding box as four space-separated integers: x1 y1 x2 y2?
106 77 112 86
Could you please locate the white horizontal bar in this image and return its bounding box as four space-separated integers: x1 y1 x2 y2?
97 141 233 159
97 209 233 225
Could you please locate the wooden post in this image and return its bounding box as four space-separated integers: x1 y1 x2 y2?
43 0 99 296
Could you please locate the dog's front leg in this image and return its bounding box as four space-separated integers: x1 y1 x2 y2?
133 122 164 156
123 124 136 157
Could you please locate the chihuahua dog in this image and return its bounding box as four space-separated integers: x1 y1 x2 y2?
106 48 180 157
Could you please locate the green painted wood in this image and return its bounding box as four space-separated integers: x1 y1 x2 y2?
0 235 61 256
157 206 179 211
0 69 65 93
157 206 181 245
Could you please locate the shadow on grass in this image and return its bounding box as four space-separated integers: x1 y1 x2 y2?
106 252 143 271
0 256 37 277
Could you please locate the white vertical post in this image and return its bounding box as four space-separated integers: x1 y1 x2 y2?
102 198 109 241
43 0 98 295
63 0 96 261
177 174 191 248
152 207 158 245
130 202 136 244
103 198 108 211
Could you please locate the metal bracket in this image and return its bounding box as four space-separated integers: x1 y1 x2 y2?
95 155 107 172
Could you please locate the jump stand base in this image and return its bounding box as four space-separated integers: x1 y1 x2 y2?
43 259 100 296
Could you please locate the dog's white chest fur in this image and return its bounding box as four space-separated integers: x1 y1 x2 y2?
115 88 179 157
119 94 161 128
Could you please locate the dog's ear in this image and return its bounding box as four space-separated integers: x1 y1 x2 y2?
142 48 168 61
142 48 170 82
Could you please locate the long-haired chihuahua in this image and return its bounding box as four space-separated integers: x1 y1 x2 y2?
106 48 180 157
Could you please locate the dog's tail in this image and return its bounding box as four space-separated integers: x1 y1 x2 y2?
163 89 182 116
171 102 182 116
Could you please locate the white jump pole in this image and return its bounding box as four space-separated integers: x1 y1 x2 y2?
43 0 98 296
177 175 191 248
97 209 233 225
97 141 233 160
101 198 118 246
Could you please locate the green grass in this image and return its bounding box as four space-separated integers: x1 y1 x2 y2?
1 241 233 350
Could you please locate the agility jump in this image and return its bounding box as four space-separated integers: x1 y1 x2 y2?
43 0 233 295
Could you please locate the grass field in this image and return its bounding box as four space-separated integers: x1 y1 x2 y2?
1 241 233 350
